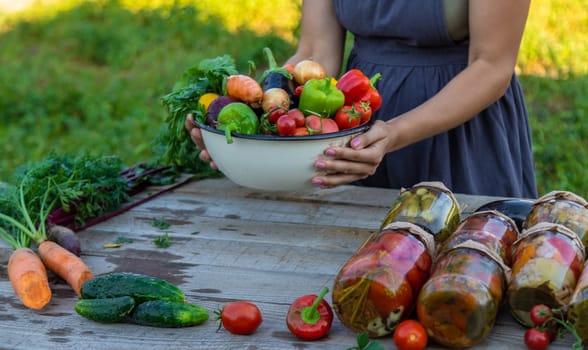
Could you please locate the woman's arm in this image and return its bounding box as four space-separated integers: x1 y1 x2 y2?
285 0 347 77
313 0 531 188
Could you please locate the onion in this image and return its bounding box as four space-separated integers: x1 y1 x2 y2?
293 60 327 85
262 88 290 112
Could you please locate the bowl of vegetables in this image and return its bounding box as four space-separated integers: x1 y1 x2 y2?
166 48 382 191
194 117 370 191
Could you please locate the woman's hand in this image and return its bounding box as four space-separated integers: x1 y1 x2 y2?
311 120 392 188
184 114 217 169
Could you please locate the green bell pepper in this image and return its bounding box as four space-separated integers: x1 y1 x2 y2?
216 102 259 144
298 78 345 118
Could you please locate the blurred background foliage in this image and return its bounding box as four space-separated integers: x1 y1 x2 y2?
0 0 586 197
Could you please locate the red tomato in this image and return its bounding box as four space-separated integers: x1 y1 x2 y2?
334 105 361 130
287 108 306 127
321 118 340 134
277 115 296 136
393 319 428 350
268 106 287 124
368 271 413 321
305 115 323 134
339 253 380 280
217 301 263 335
354 100 372 124
524 327 550 350
529 304 552 327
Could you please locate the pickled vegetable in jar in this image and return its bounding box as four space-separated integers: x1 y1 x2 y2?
439 210 519 266
567 260 588 345
417 241 510 348
523 191 588 248
507 223 585 327
380 181 461 243
332 222 434 337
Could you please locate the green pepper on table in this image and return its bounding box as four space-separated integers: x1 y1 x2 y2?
216 102 260 144
298 78 345 118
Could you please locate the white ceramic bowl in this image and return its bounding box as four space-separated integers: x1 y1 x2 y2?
196 120 370 191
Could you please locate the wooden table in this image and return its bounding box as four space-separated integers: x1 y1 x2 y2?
0 178 577 349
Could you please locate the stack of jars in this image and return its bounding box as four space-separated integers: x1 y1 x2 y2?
416 210 519 348
495 190 588 347
331 182 460 337
507 191 588 327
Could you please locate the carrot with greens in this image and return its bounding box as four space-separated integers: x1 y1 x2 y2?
0 173 93 297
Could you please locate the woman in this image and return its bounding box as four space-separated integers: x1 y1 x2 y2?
186 0 537 198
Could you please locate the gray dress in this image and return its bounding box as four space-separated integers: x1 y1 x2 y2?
333 0 538 198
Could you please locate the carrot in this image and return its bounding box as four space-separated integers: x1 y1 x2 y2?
225 74 263 107
7 247 52 310
38 240 93 296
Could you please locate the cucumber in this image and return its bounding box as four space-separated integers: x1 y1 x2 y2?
80 272 185 303
129 300 209 328
74 296 136 323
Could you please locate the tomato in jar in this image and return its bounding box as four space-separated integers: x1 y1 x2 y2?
332 222 434 337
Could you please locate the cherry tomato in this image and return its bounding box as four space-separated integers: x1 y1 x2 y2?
217 301 263 335
287 108 306 127
268 106 287 124
276 115 296 136
529 304 552 327
524 327 550 350
321 118 339 134
354 100 372 124
305 115 323 134
334 105 361 130
393 319 428 350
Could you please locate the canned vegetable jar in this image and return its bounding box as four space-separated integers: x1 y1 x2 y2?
523 191 588 249
507 222 585 327
380 181 460 243
567 260 588 345
439 210 519 266
332 222 434 337
417 225 511 348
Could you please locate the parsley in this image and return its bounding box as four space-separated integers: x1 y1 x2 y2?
151 217 170 230
153 233 171 248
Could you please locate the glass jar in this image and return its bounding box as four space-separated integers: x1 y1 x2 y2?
567 260 588 345
332 222 434 337
417 238 510 347
380 181 461 243
523 191 588 248
439 210 519 266
507 223 585 327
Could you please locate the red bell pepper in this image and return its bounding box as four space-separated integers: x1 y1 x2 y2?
336 69 372 105
359 73 383 112
286 287 333 341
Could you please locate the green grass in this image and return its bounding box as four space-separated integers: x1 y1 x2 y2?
0 0 586 198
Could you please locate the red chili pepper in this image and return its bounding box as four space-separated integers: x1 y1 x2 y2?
286 287 333 341
336 69 372 105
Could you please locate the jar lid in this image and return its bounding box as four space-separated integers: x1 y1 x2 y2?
437 239 512 283
518 222 586 262
381 221 436 258
533 190 588 208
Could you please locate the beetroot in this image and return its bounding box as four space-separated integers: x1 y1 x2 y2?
206 96 239 127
